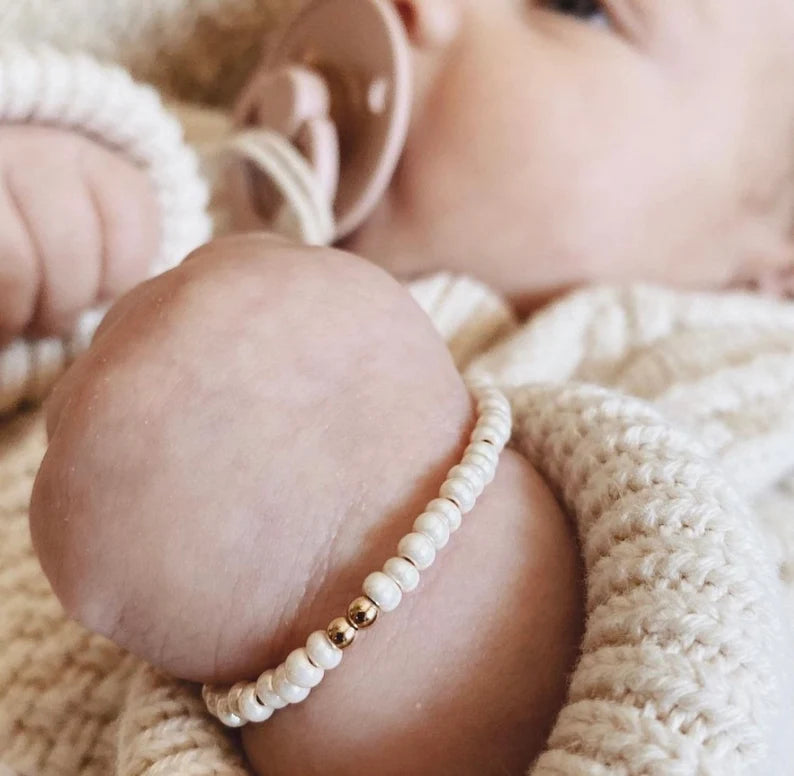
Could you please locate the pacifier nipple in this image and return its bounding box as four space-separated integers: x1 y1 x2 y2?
228 0 413 244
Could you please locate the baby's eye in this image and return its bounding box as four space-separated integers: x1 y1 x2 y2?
542 0 601 18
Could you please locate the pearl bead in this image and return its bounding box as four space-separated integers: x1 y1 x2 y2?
477 386 508 403
466 441 499 466
485 412 512 436
398 532 436 570
285 648 325 689
413 512 450 549
347 596 379 629
363 571 402 612
463 451 496 483
327 617 357 648
216 697 245 728
273 664 311 704
227 682 248 717
306 630 343 670
471 415 513 451
447 463 485 496
240 684 274 723
440 477 476 513
478 397 510 416
202 685 221 715
256 670 289 709
383 556 420 592
471 418 510 448
425 498 462 532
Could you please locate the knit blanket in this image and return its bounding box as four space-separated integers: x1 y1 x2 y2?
3 280 794 775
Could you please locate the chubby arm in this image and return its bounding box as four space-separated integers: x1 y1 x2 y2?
32 234 582 775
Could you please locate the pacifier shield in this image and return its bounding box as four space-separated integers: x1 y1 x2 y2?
268 0 412 239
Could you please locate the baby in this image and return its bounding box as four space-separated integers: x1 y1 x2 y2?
11 0 794 774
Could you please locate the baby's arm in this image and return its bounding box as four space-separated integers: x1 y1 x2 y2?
32 234 582 775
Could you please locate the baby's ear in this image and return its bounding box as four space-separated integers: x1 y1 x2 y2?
394 0 461 48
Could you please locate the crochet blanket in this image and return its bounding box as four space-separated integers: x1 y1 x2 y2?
3 280 794 775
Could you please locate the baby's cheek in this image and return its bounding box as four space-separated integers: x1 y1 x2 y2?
243 451 583 776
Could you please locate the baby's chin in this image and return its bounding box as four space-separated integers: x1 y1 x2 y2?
241 449 584 776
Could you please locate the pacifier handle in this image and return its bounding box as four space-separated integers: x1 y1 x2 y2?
236 65 340 204
230 0 412 243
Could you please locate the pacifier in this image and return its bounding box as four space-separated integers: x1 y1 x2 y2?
226 0 413 244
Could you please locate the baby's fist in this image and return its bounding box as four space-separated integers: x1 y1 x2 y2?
0 124 159 342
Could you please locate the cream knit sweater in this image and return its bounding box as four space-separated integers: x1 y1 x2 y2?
2 3 794 775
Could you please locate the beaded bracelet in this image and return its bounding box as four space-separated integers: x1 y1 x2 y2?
203 380 511 727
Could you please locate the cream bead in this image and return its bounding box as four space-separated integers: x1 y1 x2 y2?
216 697 245 728
478 384 506 399
463 452 496 483
414 511 450 549
477 387 509 405
306 630 343 670
466 441 499 466
484 412 512 436
478 397 510 416
273 664 311 704
240 684 274 723
202 685 221 716
285 648 325 689
425 497 462 532
398 532 436 570
227 682 248 717
440 477 476 513
383 556 420 592
363 571 403 612
256 670 289 710
471 423 508 449
447 463 485 496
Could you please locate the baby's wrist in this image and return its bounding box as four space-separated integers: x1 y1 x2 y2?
205 380 513 727
241 442 582 776
197 360 477 684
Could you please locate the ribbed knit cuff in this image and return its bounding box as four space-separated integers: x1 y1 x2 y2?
0 44 212 413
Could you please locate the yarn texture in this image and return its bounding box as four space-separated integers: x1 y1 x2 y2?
0 0 305 105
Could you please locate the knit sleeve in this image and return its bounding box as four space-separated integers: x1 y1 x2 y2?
467 285 794 502
0 44 212 414
509 382 789 775
0 0 304 106
460 284 794 774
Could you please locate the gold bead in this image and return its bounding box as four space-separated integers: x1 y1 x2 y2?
347 596 379 629
327 617 357 649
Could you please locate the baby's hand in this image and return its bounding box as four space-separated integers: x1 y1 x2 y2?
31 235 581 776
0 124 159 343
